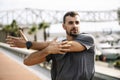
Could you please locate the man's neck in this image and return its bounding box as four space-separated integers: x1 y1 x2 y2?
67 35 74 41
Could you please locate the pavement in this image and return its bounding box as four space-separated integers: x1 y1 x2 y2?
0 52 41 80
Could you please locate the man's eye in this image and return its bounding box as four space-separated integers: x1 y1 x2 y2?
68 21 73 24
75 21 79 24
68 21 80 25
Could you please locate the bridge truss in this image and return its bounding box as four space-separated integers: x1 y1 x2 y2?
0 8 119 27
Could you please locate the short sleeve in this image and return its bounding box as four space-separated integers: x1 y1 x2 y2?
75 34 95 50
46 54 52 62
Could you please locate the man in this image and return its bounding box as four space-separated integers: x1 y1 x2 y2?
6 11 95 80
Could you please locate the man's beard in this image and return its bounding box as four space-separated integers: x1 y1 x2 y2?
66 28 79 37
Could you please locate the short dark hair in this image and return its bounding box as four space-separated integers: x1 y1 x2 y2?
63 11 80 23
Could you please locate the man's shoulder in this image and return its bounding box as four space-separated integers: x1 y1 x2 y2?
79 33 95 41
80 33 94 38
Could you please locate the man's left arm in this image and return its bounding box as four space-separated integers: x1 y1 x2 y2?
61 41 86 52
60 35 95 52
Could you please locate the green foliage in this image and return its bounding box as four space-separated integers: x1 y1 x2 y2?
2 25 11 32
38 21 50 30
28 23 38 34
28 23 38 41
38 21 50 41
28 21 50 41
2 20 19 36
114 60 120 68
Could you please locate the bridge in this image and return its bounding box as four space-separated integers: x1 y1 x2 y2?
0 8 119 27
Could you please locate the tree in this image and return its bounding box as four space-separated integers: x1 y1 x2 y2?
2 20 19 37
28 23 38 41
38 21 50 41
117 8 120 25
0 23 3 28
2 25 11 32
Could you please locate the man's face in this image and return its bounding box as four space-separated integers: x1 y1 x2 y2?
63 15 80 37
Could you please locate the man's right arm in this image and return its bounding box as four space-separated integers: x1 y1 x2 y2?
30 41 50 50
6 30 51 50
23 47 50 66
6 35 51 50
24 39 70 66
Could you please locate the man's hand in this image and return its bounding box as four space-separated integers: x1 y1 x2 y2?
46 38 71 54
6 30 28 48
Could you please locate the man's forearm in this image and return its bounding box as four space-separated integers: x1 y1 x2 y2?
29 41 51 50
24 47 50 66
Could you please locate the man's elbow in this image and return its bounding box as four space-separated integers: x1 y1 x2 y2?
23 58 45 66
23 59 33 66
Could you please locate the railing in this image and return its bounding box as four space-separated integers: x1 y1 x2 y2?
0 42 120 80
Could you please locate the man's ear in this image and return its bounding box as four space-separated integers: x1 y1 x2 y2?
62 24 66 30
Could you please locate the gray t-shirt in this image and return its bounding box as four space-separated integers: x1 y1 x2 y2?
46 33 95 80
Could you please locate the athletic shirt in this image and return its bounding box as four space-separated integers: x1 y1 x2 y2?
46 33 95 80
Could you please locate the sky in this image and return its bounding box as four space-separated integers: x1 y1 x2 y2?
0 0 120 11
0 0 120 34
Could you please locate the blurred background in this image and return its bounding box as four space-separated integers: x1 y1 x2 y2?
0 0 120 80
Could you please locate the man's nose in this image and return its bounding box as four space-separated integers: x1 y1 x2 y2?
73 23 78 27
